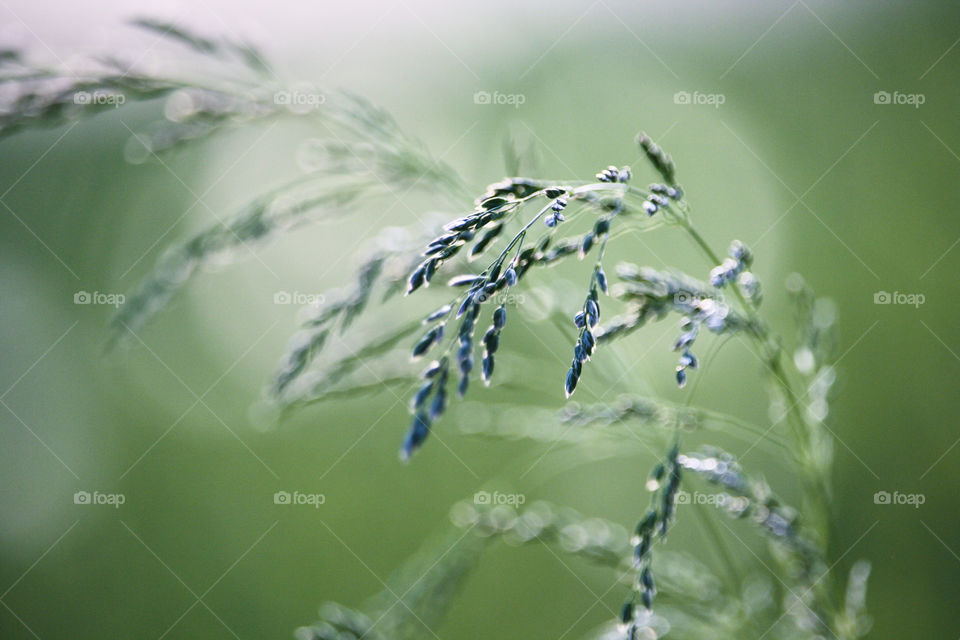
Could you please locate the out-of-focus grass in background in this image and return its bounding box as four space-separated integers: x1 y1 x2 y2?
1 1 958 637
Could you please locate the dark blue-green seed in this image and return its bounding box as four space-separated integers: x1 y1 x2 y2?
565 368 579 397
493 305 506 329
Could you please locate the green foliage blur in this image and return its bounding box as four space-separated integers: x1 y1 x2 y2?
1 2 958 638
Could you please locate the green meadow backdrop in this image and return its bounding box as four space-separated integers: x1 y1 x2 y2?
1 1 958 638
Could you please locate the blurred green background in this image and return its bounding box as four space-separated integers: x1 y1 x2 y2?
1 1 959 638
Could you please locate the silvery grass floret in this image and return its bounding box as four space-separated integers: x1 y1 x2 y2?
0 22 871 640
